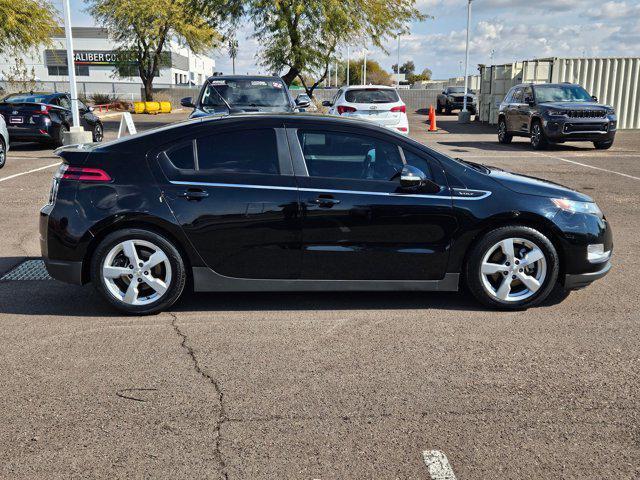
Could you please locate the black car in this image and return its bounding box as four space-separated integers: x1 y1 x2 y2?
498 83 616 150
40 113 612 314
181 75 306 118
0 92 103 146
437 86 476 115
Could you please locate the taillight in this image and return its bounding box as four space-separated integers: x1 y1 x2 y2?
34 104 52 116
337 105 357 114
61 165 112 182
390 105 406 113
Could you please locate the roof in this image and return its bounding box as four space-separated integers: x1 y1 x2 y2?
206 75 284 82
342 85 397 90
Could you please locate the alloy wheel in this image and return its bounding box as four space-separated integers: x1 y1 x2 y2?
531 124 541 148
0 141 5 168
498 121 507 141
102 239 172 306
94 123 103 142
479 237 547 302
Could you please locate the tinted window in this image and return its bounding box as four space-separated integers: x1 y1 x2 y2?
504 89 514 103
297 130 402 181
512 88 523 103
3 93 56 104
200 79 290 112
197 129 279 174
344 89 399 104
58 96 71 109
402 149 433 180
522 87 533 103
166 142 195 170
534 84 593 103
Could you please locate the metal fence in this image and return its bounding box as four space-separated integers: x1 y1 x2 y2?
478 57 640 129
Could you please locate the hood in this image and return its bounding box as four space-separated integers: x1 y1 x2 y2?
539 101 608 110
486 167 593 202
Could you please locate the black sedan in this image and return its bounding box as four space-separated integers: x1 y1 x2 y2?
0 92 103 146
40 114 612 314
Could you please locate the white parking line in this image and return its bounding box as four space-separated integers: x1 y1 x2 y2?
537 153 640 181
423 450 457 480
0 162 60 183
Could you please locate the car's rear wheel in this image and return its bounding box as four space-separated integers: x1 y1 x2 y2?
465 226 560 309
91 229 186 315
54 124 68 147
498 118 512 144
0 138 6 169
593 140 613 150
530 121 548 150
93 122 104 142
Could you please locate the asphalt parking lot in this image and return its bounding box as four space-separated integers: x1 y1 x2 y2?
0 111 638 479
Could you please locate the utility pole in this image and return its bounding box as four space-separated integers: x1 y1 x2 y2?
396 35 400 86
459 0 473 124
363 49 367 85
346 46 350 86
61 0 92 144
335 60 338 87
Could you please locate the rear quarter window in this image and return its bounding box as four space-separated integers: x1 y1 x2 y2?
345 89 399 104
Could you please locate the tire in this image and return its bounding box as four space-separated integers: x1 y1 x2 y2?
93 122 104 142
54 123 68 147
0 138 6 169
90 228 187 315
464 226 560 310
445 105 452 115
594 140 613 150
436 103 443 114
530 120 548 150
497 117 512 144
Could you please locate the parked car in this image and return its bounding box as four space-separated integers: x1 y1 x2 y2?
0 92 103 147
181 75 304 117
41 113 612 314
437 86 477 115
498 82 616 150
0 114 8 169
323 85 409 135
294 93 316 111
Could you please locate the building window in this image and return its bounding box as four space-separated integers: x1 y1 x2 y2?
175 73 179 85
47 65 89 77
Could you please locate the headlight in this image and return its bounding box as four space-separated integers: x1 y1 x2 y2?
606 107 615 115
547 110 567 117
552 198 603 217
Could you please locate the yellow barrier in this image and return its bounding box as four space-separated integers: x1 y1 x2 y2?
133 101 146 114
159 101 172 113
144 101 160 114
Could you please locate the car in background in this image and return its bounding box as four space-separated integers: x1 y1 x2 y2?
498 82 617 150
181 75 306 117
323 85 409 135
294 93 316 112
41 113 611 314
437 86 477 115
0 92 103 147
0 115 8 169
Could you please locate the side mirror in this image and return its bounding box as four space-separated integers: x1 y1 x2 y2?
399 165 441 193
592 95 598 102
321 100 332 107
180 97 195 108
88 106 94 112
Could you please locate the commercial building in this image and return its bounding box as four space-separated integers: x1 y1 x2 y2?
0 27 215 100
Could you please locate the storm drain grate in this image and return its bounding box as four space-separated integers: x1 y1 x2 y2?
1 259 52 281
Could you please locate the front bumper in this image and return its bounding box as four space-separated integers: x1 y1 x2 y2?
565 261 611 289
543 116 616 142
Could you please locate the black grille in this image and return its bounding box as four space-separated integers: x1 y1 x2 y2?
564 122 608 133
567 110 606 118
452 96 473 103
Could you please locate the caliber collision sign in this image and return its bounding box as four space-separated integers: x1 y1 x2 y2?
73 51 122 65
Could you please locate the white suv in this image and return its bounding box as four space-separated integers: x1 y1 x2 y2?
323 85 409 135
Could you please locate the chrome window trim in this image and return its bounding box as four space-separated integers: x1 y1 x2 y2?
169 180 491 201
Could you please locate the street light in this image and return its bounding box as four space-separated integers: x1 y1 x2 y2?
459 0 473 124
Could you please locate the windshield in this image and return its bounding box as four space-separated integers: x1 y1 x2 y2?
345 88 399 104
3 93 54 104
535 85 593 103
200 79 291 110
447 87 475 94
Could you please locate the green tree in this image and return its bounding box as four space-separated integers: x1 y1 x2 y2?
246 0 425 96
0 0 58 54
88 0 227 100
408 67 432 84
391 60 415 76
337 59 391 86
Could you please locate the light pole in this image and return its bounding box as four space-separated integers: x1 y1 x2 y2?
459 0 473 124
396 35 400 86
362 49 367 85
346 46 350 86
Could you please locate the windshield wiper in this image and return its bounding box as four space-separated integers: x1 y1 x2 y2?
455 157 490 173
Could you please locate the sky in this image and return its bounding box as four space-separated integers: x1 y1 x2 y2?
67 0 640 79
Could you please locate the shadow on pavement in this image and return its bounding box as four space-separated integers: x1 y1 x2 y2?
437 140 591 153
9 142 56 152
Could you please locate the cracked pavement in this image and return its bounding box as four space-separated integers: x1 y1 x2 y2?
0 114 638 479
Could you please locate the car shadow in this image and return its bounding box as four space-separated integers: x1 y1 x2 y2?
437 140 593 153
9 142 56 152
0 276 568 318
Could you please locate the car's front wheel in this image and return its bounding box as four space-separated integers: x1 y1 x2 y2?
465 226 560 309
530 121 548 150
0 138 6 169
593 140 613 150
93 122 104 142
90 228 187 315
498 118 512 144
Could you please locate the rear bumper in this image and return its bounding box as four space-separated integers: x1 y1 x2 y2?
564 261 611 290
44 259 83 284
8 126 52 142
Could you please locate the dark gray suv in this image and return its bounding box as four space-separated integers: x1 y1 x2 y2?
498 83 616 150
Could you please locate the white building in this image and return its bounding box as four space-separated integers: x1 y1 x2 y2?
0 27 215 100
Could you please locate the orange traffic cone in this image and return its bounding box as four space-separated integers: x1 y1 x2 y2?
428 105 438 132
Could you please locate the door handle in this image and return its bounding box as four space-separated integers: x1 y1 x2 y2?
309 195 340 208
178 188 209 200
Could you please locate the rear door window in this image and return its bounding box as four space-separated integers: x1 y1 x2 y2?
166 141 195 170
512 88 523 103
344 89 399 104
197 129 280 175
